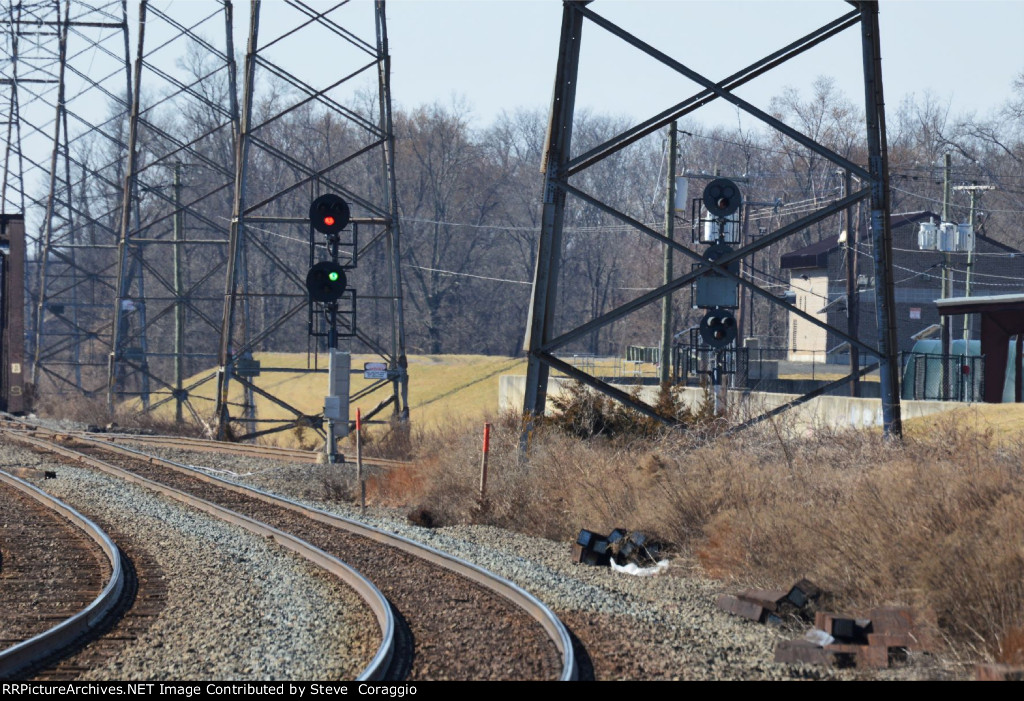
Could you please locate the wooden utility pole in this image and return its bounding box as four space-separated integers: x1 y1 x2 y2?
941 153 952 399
659 122 677 385
953 183 995 343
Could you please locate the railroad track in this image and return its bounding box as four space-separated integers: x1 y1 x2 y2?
72 426 407 470
0 423 577 680
0 469 124 680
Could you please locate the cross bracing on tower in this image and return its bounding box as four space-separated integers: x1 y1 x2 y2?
522 0 903 441
5 1 407 441
0 0 133 399
214 0 407 443
107 0 239 425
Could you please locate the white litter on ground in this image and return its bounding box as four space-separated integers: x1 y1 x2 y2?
804 629 835 647
610 559 671 577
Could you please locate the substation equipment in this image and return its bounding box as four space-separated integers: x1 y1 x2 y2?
522 0 903 439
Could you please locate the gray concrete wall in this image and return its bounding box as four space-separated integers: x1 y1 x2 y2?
499 374 965 432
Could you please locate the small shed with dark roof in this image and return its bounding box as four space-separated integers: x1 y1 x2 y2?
780 235 840 270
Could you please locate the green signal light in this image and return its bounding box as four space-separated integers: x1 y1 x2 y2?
306 261 346 302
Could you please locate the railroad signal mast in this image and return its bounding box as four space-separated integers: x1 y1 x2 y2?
308 193 355 462
307 193 354 349
522 1 902 443
692 178 743 414
214 1 408 446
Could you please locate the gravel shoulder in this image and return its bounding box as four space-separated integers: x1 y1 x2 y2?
117 442 971 681
0 439 378 681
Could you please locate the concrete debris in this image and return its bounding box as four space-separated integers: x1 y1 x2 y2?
815 612 872 644
573 529 611 566
715 594 768 623
774 639 832 666
786 578 821 609
572 528 666 568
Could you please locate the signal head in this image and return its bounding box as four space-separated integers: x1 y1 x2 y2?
310 194 350 235
306 260 347 303
703 178 741 218
699 308 738 348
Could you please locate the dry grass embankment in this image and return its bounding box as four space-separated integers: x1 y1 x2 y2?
129 354 525 446
368 394 1024 665
132 353 659 445
34 368 1024 664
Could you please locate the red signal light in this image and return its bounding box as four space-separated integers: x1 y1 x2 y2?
309 194 350 235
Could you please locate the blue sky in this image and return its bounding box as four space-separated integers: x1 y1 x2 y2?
381 0 1024 127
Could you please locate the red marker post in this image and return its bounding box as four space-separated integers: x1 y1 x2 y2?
356 408 365 511
479 423 491 500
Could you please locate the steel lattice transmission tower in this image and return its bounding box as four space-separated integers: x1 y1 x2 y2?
214 0 408 443
1 1 133 398
107 0 239 424
523 0 902 439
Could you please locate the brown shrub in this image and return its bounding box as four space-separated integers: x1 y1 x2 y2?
543 381 697 442
367 460 430 505
1000 626 1024 665
374 406 1024 661
359 416 415 460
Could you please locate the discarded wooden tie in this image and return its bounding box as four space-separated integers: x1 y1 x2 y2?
716 581 937 670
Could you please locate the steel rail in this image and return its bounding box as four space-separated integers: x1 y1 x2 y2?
79 429 408 468
2 433 395 682
55 431 577 681
0 469 124 680
88 431 324 461
0 418 406 468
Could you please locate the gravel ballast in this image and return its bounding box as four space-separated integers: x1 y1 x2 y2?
113 441 969 680
0 439 378 681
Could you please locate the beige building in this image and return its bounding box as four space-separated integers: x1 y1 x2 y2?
779 235 839 362
787 272 830 361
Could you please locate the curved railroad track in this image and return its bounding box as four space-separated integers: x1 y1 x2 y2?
0 469 124 680
60 425 408 470
0 421 577 681
1 430 392 681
